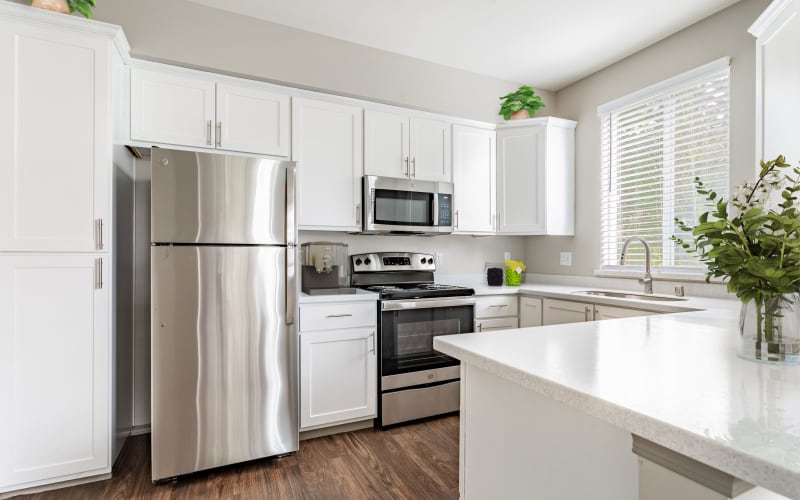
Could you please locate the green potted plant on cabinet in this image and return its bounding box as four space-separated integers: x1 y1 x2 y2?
31 0 96 18
499 85 545 120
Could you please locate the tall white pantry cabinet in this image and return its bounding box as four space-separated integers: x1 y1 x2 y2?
0 4 132 495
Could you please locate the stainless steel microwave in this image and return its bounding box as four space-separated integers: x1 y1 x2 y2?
361 176 454 234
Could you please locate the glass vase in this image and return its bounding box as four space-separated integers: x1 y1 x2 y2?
738 293 800 364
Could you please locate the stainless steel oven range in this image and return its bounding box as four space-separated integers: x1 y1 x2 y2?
350 252 474 427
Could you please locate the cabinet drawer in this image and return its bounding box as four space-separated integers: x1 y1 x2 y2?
299 301 376 332
475 317 518 332
475 295 518 318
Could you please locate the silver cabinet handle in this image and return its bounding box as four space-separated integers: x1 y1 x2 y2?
369 331 376 355
411 157 416 178
355 203 361 225
455 209 459 229
489 304 508 308
207 120 212 146
476 322 482 332
585 306 592 322
95 218 104 250
216 122 222 147
326 313 353 318
403 156 409 176
95 258 103 289
492 213 497 231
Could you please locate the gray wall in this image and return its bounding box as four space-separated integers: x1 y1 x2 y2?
524 0 770 276
93 0 555 123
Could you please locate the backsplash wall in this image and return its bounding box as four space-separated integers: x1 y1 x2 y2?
299 231 525 276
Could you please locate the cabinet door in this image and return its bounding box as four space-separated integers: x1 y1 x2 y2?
542 298 591 325
453 125 496 233
300 328 377 429
216 82 290 156
475 317 518 332
293 98 363 230
0 255 109 488
0 22 109 252
409 117 451 182
497 125 546 234
593 305 655 321
364 109 409 178
756 1 800 165
475 295 519 319
520 296 543 327
130 67 215 148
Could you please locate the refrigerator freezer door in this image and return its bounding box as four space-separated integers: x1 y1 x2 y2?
151 245 298 480
151 148 290 245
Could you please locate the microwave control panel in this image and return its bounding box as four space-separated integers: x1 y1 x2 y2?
438 194 452 227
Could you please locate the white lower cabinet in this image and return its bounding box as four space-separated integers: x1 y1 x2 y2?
519 296 543 327
543 298 593 325
594 304 656 321
475 295 518 332
299 301 377 430
0 254 110 491
543 298 655 325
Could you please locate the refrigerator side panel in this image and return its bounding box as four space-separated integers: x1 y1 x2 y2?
150 149 288 245
151 245 297 480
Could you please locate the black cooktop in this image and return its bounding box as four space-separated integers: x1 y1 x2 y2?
359 282 474 300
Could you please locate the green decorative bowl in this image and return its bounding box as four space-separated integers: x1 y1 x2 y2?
505 269 522 286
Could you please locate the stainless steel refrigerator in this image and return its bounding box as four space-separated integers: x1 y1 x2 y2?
150 148 298 481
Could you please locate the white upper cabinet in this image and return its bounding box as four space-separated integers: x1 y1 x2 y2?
410 116 451 182
293 98 363 231
0 20 110 253
496 117 576 235
453 125 496 233
130 65 290 157
364 109 451 182
750 0 800 165
216 82 289 156
130 67 215 149
364 109 408 178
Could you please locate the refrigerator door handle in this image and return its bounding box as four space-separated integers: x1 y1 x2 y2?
286 164 297 246
286 246 296 326
285 163 297 326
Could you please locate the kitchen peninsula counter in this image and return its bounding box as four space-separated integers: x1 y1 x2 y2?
435 298 800 499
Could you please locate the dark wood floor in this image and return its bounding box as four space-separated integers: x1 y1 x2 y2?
19 416 459 500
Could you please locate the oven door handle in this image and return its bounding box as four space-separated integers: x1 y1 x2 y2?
382 297 476 311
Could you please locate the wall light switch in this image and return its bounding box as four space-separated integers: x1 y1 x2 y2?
504 251 511 261
435 252 444 265
559 252 572 266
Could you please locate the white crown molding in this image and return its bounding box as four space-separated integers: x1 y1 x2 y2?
748 0 795 37
496 116 577 130
0 0 130 62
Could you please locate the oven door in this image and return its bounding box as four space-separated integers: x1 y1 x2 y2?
380 297 474 376
363 176 453 234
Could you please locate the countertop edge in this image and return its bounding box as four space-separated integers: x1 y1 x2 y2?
434 333 800 498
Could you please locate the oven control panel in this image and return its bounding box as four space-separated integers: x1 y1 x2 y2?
351 252 436 272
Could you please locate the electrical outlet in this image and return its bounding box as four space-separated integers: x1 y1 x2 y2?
435 252 444 265
503 251 511 261
559 252 572 266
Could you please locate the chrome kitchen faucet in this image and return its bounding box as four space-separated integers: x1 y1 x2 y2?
619 236 653 294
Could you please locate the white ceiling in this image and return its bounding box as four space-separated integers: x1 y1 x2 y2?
186 0 740 91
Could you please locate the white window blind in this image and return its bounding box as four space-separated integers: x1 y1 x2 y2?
599 59 730 272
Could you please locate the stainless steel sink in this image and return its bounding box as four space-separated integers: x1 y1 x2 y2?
571 290 687 302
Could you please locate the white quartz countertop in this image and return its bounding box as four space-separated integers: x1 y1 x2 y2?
298 289 379 304
434 294 800 498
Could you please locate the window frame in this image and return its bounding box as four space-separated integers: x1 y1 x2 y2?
596 57 731 279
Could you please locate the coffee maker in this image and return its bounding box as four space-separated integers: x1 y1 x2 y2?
301 242 355 295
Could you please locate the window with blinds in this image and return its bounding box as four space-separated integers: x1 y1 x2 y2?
599 59 730 272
